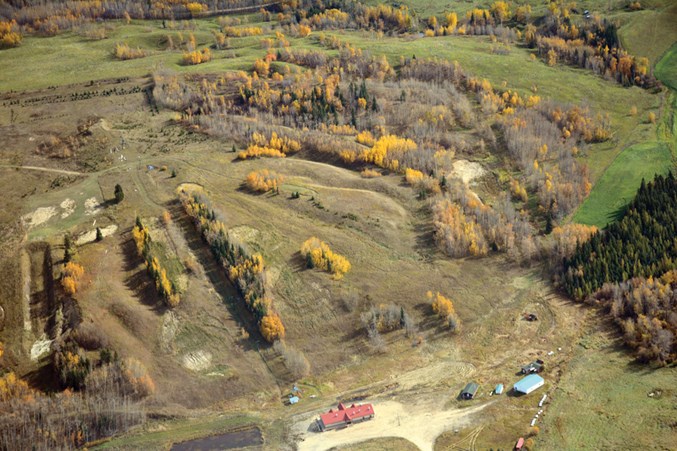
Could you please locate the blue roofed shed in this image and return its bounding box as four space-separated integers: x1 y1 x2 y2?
289 396 300 405
494 384 504 395
513 374 544 395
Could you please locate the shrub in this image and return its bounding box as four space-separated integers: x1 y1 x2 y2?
113 43 146 60
0 20 22 48
244 169 284 192
300 237 351 280
274 341 310 378
182 47 212 65
260 313 285 342
361 168 382 178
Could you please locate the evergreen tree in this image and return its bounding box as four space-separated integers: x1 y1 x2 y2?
95 227 103 242
114 184 124 204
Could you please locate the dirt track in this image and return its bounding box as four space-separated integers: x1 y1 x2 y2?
294 399 490 451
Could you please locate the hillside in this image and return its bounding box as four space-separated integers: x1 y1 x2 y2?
0 1 675 450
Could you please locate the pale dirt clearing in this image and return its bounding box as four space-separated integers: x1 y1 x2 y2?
84 197 104 215
182 350 213 371
21 206 57 228
60 198 76 218
448 160 486 184
294 400 490 451
75 224 118 245
30 335 53 361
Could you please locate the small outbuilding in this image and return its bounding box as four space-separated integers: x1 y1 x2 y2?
460 382 480 400
289 396 299 405
515 437 525 450
513 374 545 395
494 383 504 395
520 360 544 374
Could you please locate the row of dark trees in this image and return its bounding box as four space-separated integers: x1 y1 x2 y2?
561 172 677 300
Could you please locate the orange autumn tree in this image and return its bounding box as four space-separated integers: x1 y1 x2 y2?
260 313 285 341
300 237 351 280
427 291 462 332
244 169 284 192
62 262 85 296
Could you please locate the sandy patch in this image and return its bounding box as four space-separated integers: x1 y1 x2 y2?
295 400 489 451
176 182 204 194
448 160 486 184
30 335 53 361
21 206 57 228
60 198 76 219
75 224 118 245
182 350 212 371
229 225 260 245
98 118 111 131
160 311 179 353
84 197 103 215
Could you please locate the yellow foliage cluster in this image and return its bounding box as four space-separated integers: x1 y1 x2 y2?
123 358 156 397
222 26 262 37
0 20 22 48
62 262 85 296
339 149 357 164
239 132 300 160
361 168 382 178
328 124 357 135
428 291 455 318
133 221 180 308
252 57 270 76
113 42 146 60
405 168 424 185
0 372 34 403
182 47 211 65
510 178 528 202
237 145 286 159
228 253 264 282
550 106 610 142
300 237 351 280
433 199 488 257
551 223 598 259
260 313 285 342
356 130 376 146
298 24 311 37
185 2 207 13
132 223 150 256
244 169 284 192
147 256 179 307
360 134 417 171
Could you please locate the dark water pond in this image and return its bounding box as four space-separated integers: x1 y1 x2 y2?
171 427 262 451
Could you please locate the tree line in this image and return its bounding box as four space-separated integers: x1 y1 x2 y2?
132 217 181 308
561 173 677 301
179 188 285 342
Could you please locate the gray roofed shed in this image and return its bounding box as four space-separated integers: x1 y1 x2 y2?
460 382 480 400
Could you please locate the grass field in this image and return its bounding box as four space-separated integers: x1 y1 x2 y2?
656 42 677 91
616 1 677 65
538 327 677 450
0 20 314 92
573 142 673 226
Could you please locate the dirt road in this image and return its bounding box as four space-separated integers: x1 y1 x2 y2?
294 399 490 451
0 165 82 176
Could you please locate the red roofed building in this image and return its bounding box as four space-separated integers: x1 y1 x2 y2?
317 402 375 431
